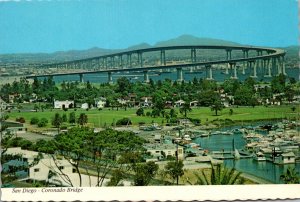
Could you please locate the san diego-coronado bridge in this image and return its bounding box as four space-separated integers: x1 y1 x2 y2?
25 45 286 83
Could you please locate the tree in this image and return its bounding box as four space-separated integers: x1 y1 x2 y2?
53 127 93 186
30 117 39 125
38 118 48 127
69 112 76 124
77 113 88 126
151 108 160 118
291 106 296 112
210 100 224 116
52 113 62 133
116 77 131 95
132 161 158 186
62 114 68 123
165 160 184 185
169 108 177 118
192 163 244 185
280 167 300 184
234 85 254 106
136 108 144 116
33 104 39 112
116 118 132 126
179 102 192 117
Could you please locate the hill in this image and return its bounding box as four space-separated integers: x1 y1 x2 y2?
155 34 240 47
0 35 297 66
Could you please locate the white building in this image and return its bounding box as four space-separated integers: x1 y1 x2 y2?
54 100 74 109
0 97 9 110
144 143 184 161
3 147 131 187
81 103 89 109
95 97 106 108
274 152 296 164
174 100 185 107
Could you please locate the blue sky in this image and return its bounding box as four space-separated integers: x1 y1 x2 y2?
0 0 298 54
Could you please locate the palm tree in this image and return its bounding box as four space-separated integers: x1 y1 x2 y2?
280 167 300 184
192 163 244 185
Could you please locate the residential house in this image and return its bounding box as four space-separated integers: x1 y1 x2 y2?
95 97 106 108
117 97 130 106
54 100 74 109
0 97 9 110
2 121 27 135
174 100 185 107
140 97 153 107
81 103 89 109
189 101 198 107
165 101 173 108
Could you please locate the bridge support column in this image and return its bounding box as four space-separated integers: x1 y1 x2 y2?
189 66 194 73
230 63 238 79
249 61 257 78
265 59 272 77
242 50 248 74
276 57 282 75
138 52 143 67
226 49 232 74
206 65 213 80
79 74 84 83
120 55 123 69
177 67 183 82
160 50 166 65
253 61 257 78
111 57 115 68
191 48 196 63
108 72 113 84
282 56 286 75
104 58 108 69
143 70 149 83
129 54 132 67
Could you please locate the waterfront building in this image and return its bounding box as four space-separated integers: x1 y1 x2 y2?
274 152 296 164
144 143 184 161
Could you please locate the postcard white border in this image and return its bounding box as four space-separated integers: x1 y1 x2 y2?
1 185 300 201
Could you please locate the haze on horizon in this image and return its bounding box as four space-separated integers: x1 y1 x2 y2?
0 0 298 54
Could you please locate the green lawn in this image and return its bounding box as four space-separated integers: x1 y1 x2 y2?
7 105 300 129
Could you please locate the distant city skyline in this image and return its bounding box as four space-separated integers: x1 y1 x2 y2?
0 0 298 54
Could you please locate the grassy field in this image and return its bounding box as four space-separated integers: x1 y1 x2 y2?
6 104 300 129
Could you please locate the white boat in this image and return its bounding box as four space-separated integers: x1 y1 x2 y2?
253 152 266 161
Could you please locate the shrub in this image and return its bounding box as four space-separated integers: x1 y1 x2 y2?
146 111 151 117
116 118 132 126
30 117 39 125
16 117 25 123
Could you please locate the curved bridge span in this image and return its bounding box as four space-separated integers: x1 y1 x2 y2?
26 45 286 83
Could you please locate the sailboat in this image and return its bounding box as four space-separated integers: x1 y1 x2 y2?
233 138 240 160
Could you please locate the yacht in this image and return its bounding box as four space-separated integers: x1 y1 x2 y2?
254 152 266 161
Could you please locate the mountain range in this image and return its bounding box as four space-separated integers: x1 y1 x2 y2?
0 35 298 65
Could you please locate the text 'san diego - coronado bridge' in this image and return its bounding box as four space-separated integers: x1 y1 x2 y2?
26 45 286 83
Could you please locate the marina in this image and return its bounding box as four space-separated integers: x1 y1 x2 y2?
188 120 300 183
